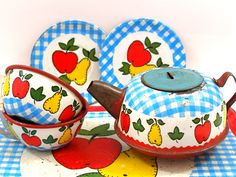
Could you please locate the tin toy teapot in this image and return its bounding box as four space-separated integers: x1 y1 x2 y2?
88 67 236 158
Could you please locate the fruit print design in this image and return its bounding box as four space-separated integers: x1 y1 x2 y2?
12 70 33 99
65 48 98 85
98 149 157 177
58 100 80 122
21 127 41 147
3 70 13 96
42 135 58 145
120 104 131 133
192 114 211 144
53 124 121 169
147 118 165 146
58 124 73 144
43 86 67 114
119 37 169 78
52 38 79 74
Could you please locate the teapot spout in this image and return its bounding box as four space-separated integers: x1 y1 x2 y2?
87 81 125 119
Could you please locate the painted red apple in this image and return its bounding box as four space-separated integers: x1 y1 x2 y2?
21 133 42 147
58 100 80 122
12 77 30 99
120 111 130 133
52 38 79 74
127 40 151 67
52 51 78 73
228 108 236 136
52 137 122 169
194 120 211 144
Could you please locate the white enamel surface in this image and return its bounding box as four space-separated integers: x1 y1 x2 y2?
118 102 226 148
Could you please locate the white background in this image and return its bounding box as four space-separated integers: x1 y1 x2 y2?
0 0 236 107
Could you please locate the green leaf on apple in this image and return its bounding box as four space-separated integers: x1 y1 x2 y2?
62 90 68 97
122 104 126 111
78 123 115 136
68 46 79 51
67 38 75 47
25 74 33 80
59 75 71 85
133 118 145 132
157 119 165 125
30 87 46 103
147 118 154 125
204 114 210 120
83 49 89 58
127 109 132 114
19 70 23 77
149 47 159 55
156 58 163 67
214 113 222 127
22 127 29 134
152 42 161 48
77 172 103 177
42 135 58 144
31 130 37 136
119 62 130 75
59 42 67 50
144 37 151 48
192 118 201 124
168 126 184 141
161 64 169 67
52 86 60 92
59 126 66 132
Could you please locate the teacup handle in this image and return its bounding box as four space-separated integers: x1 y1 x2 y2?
214 72 236 110
0 112 18 140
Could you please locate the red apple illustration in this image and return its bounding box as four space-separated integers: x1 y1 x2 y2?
127 40 151 67
228 108 236 136
58 100 80 122
52 38 79 74
21 128 41 147
52 137 122 169
193 115 211 144
12 71 32 99
120 104 132 133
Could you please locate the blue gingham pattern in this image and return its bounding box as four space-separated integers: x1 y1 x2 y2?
124 72 223 118
99 18 186 88
3 98 58 125
0 109 236 176
30 20 106 104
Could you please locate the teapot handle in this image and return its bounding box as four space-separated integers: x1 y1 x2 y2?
214 72 236 110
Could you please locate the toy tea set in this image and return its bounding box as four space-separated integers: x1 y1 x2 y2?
0 18 235 158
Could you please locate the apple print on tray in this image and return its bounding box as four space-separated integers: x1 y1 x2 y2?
20 117 194 177
31 20 106 104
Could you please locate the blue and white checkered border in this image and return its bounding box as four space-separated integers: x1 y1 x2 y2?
3 98 59 125
99 18 186 88
124 72 223 118
30 20 106 104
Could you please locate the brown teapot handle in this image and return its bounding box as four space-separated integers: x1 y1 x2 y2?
214 72 236 110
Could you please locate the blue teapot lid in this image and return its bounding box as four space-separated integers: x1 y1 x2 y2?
142 68 204 92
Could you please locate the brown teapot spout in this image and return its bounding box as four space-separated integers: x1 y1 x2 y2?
87 81 125 119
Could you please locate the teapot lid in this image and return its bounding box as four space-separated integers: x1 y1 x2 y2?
141 68 204 92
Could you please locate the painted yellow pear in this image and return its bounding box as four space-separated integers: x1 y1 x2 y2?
43 92 62 114
58 127 72 144
129 64 156 78
98 149 157 177
67 58 90 85
3 73 10 96
148 123 162 146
